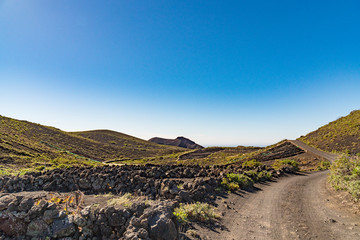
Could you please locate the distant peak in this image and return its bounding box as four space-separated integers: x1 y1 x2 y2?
149 136 203 149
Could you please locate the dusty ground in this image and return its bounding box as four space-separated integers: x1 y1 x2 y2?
196 171 360 240
194 142 358 240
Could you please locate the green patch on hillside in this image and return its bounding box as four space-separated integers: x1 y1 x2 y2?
329 155 360 201
0 115 186 165
299 110 360 154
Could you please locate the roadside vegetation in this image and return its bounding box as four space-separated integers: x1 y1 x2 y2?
272 159 299 172
317 160 331 170
173 202 220 223
221 173 254 191
329 155 360 201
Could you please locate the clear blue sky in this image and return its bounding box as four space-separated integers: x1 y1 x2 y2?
1 0 359 146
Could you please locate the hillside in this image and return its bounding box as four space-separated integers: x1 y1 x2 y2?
149 136 204 149
298 110 360 154
0 115 186 174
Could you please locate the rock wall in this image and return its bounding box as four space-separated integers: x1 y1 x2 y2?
0 193 180 240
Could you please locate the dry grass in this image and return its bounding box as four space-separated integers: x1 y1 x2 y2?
299 110 360 154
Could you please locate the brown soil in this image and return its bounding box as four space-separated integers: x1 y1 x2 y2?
197 171 360 240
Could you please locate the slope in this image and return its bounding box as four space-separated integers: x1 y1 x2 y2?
298 110 360 154
0 115 186 173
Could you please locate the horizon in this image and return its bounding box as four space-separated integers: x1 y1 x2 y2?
1 0 360 146
0 111 356 148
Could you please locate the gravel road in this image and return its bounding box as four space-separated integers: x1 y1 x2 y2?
201 141 360 240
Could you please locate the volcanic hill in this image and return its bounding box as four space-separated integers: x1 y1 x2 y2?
298 110 360 154
149 136 204 149
0 115 186 173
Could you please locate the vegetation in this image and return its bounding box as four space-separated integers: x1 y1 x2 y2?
245 170 273 181
173 202 220 223
221 173 254 191
242 159 263 168
317 160 331 170
299 110 360 154
221 178 240 191
0 115 186 175
106 193 135 207
329 155 360 201
272 159 299 171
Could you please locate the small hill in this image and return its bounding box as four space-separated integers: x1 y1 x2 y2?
298 110 360 154
149 136 204 149
0 115 186 174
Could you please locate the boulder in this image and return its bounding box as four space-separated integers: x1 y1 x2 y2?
26 219 50 237
149 213 177 240
0 195 16 211
52 217 76 238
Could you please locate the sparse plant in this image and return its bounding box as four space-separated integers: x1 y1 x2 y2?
244 170 259 181
221 173 253 191
107 193 134 207
272 159 299 171
35 165 45 171
221 178 240 192
242 159 263 168
329 155 360 200
317 160 331 170
257 171 273 181
186 229 199 238
173 202 219 223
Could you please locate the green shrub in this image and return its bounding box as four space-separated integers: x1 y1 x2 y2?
244 170 273 182
35 166 45 171
352 166 360 176
329 156 360 201
173 202 219 223
244 170 259 181
221 178 240 191
57 164 70 169
348 180 360 199
272 159 299 171
226 173 253 189
258 171 273 181
242 159 263 168
317 160 331 170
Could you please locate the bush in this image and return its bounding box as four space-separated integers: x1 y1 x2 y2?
242 159 263 168
221 178 240 191
352 166 360 176
317 160 331 170
245 170 273 182
329 156 360 200
244 170 259 181
226 173 253 189
257 171 273 181
272 159 299 171
173 202 219 223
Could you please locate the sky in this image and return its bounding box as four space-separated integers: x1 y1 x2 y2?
0 0 359 147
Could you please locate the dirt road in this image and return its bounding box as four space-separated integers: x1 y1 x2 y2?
289 140 338 162
201 141 360 240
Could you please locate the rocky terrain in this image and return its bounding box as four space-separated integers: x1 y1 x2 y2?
1 112 360 239
0 164 290 239
149 137 203 150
